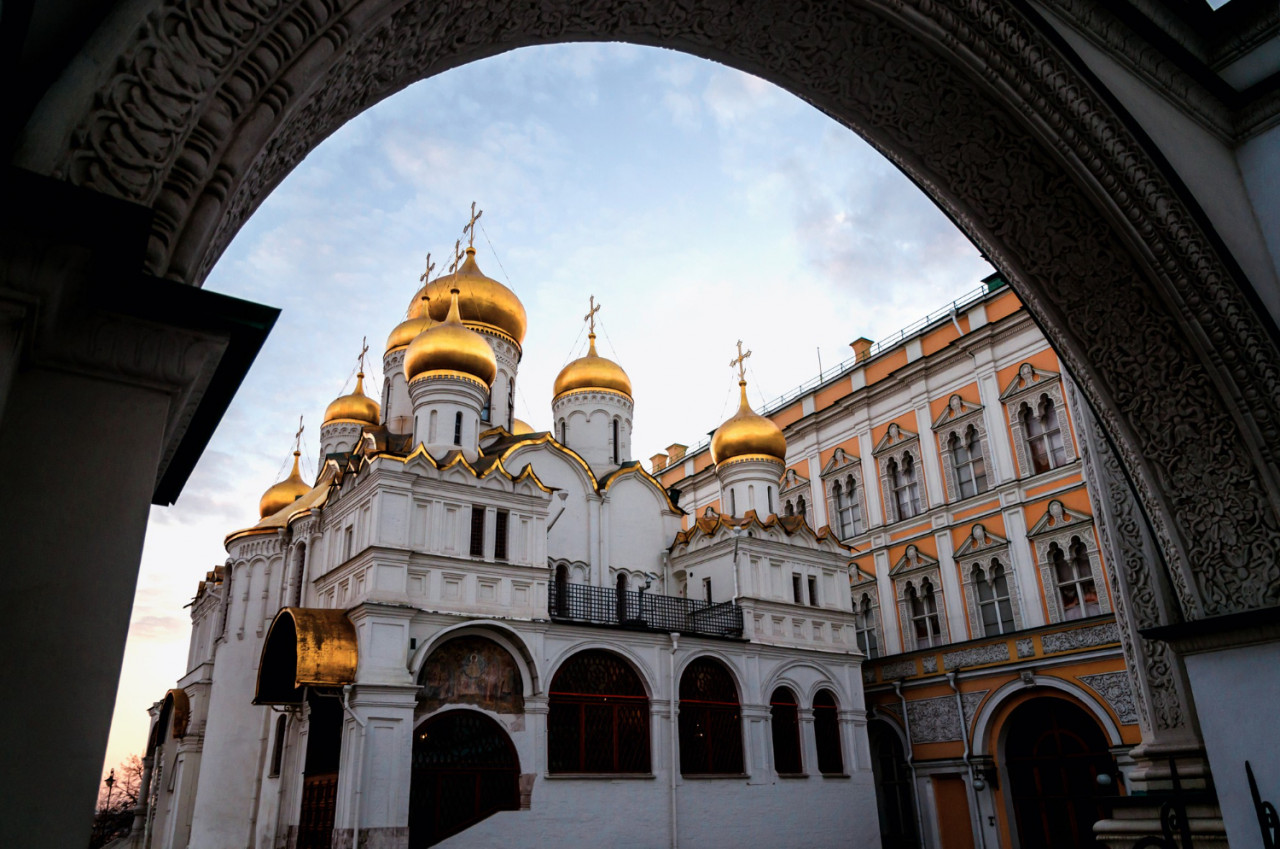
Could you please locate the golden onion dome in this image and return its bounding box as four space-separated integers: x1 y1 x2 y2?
323 372 380 426
404 288 498 386
511 418 534 435
259 452 311 518
711 380 787 465
386 314 433 353
553 333 632 400
406 248 526 346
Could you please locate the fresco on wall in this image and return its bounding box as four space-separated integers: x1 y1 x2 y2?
419 636 524 714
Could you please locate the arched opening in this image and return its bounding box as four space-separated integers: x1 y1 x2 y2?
615 572 629 623
769 686 802 775
417 635 525 715
1002 696 1118 849
298 691 343 849
869 720 918 849
408 710 520 848
547 649 650 774
813 689 843 775
678 657 743 775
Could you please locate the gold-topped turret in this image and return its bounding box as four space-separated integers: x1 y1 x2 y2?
403 207 526 346
324 339 380 425
710 340 786 465
404 288 498 386
553 295 632 400
259 450 311 518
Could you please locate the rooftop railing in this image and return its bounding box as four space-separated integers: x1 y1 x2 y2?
664 282 996 464
549 581 744 639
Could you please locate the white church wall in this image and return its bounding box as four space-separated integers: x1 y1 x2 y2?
604 475 675 582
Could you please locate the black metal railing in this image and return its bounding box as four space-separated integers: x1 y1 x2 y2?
549 582 743 639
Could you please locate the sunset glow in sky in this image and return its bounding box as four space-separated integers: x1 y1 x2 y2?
102 43 993 776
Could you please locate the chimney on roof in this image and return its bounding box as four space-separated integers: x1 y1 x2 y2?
850 337 873 362
651 453 668 472
667 443 688 463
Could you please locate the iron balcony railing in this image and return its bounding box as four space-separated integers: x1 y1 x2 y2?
548 582 744 639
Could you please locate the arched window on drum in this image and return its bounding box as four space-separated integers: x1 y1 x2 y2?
548 650 649 773
678 657 744 775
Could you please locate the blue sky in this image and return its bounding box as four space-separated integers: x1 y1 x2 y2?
103 43 992 774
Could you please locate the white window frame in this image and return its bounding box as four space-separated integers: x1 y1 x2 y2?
1000 363 1076 478
820 448 865 539
780 467 815 528
956 524 1025 639
1028 500 1111 624
850 571 882 659
875 424 924 524
890 544 949 651
932 394 992 502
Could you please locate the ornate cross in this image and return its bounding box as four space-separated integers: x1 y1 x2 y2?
418 252 434 283
449 239 461 273
294 416 305 453
357 336 368 373
463 201 483 249
583 295 600 334
730 339 752 381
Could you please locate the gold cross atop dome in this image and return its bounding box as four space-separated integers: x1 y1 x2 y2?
449 239 462 274
294 415 305 453
730 339 752 383
584 295 601 335
357 336 369 373
418 252 434 283
463 202 483 249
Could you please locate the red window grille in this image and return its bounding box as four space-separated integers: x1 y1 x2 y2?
770 687 803 775
813 689 844 774
548 650 650 773
678 657 744 775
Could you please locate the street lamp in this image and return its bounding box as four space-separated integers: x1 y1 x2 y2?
103 769 115 811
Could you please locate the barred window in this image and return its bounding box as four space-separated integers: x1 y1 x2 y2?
813 689 843 775
770 687 803 775
975 560 1016 636
548 650 650 774
1022 394 1067 474
908 580 943 648
888 455 921 520
612 418 620 464
949 424 988 498
853 593 880 659
678 658 744 775
493 510 508 561
469 506 485 558
1052 538 1100 620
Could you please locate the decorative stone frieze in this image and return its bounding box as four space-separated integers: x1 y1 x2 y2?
906 691 987 743
1080 671 1140 725
942 643 1011 671
1040 622 1120 654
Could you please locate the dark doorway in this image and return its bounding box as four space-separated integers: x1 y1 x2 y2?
297 692 343 849
1004 697 1117 849
869 720 918 849
409 710 520 847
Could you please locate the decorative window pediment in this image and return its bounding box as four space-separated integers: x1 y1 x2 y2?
1000 364 1075 477
1027 500 1110 623
873 422 917 455
954 524 1024 638
934 394 992 502
849 566 882 659
953 523 1009 559
931 394 983 430
821 448 865 539
890 546 948 651
877 427 925 524
890 544 939 577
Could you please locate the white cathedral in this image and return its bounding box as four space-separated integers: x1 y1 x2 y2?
134 225 877 849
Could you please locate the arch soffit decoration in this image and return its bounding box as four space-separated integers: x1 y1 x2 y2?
410 621 540 698
25 0 1280 621
759 658 847 707
545 641 659 698
970 675 1124 754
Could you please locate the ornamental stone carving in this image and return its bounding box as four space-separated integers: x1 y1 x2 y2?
932 394 992 502
879 659 917 681
1040 622 1121 654
1080 671 1140 726
906 691 987 743
942 643 1011 671
22 0 1280 626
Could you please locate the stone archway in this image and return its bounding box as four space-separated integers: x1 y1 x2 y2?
9 0 1280 846
18 0 1279 633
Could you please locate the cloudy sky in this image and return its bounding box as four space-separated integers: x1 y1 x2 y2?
101 43 992 776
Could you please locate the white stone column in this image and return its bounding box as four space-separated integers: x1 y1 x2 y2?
933 530 969 642
799 706 819 776
858 431 884 528
1000 507 1046 628
874 549 902 654
914 403 946 509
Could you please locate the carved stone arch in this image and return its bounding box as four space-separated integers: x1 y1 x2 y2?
675 649 748 703
410 621 540 698
545 640 658 699
21 0 1280 625
971 676 1125 755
